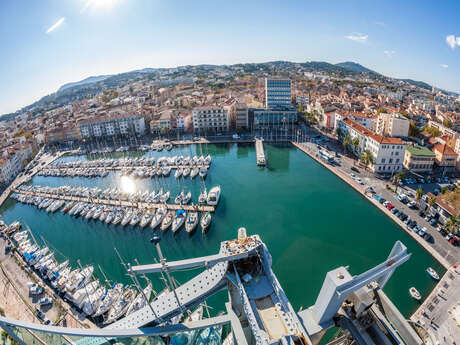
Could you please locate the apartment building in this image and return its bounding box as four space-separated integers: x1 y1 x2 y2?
376 113 409 137
433 143 458 172
45 126 81 144
79 114 145 138
295 95 310 107
235 103 249 130
0 143 33 184
428 120 459 139
403 144 435 173
192 107 229 132
150 112 171 132
338 118 405 173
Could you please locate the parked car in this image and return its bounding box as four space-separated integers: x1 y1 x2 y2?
418 227 427 237
383 201 391 207
30 286 43 295
424 215 431 222
391 208 399 214
404 217 411 224
408 201 417 209
38 297 52 306
409 221 417 229
413 225 421 233
418 210 425 217
430 218 437 226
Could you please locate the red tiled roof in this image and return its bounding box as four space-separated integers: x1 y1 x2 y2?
433 143 457 156
342 118 403 145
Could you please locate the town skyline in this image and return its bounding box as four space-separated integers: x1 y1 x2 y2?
1 0 459 115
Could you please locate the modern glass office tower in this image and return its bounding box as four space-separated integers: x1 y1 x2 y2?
265 78 292 108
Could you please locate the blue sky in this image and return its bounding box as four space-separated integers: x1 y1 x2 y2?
0 0 459 115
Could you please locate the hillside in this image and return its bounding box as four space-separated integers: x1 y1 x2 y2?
58 75 111 92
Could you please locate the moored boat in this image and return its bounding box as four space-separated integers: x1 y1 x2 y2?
426 267 440 280
409 287 422 300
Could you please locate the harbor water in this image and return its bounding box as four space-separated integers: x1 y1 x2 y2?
0 143 445 318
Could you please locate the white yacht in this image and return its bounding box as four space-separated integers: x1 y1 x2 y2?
185 212 199 234
126 283 152 316
198 189 207 204
139 210 154 228
200 212 212 233
190 167 199 179
93 283 124 317
207 186 221 206
104 288 137 324
161 211 175 231
151 207 167 229
172 210 186 234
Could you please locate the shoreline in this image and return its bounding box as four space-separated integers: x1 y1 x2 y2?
291 141 452 270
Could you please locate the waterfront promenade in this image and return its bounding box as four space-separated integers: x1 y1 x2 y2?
0 150 74 209
292 141 453 269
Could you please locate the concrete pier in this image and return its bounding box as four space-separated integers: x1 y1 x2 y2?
12 189 215 212
43 164 209 172
255 138 266 166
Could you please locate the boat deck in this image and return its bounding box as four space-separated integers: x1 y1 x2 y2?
255 296 288 340
12 189 215 212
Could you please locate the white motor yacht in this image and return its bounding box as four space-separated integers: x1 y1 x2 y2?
207 186 221 206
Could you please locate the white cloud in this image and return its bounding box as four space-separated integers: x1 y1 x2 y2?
384 50 395 58
46 17 65 34
345 33 368 43
440 64 449 68
446 35 460 49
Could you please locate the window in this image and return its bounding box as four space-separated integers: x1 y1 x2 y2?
389 159 393 163
381 158 386 163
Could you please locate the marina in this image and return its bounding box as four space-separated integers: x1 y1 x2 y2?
0 143 447 323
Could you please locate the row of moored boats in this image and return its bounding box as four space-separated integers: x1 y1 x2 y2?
2 221 153 324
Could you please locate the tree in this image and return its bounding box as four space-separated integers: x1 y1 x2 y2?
351 137 360 152
428 196 436 207
343 135 351 153
408 122 420 137
336 127 344 139
416 188 423 201
443 119 453 128
359 149 374 168
445 216 459 234
395 170 406 181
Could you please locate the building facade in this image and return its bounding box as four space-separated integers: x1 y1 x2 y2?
338 118 405 173
0 143 33 184
403 144 435 173
235 103 249 130
79 115 145 139
433 143 458 172
376 113 409 137
192 107 229 132
253 108 297 129
265 78 292 108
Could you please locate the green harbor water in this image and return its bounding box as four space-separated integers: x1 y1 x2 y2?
0 143 445 318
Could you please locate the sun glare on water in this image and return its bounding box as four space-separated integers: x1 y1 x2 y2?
120 175 136 194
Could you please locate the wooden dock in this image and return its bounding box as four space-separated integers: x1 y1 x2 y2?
12 189 215 212
255 138 266 166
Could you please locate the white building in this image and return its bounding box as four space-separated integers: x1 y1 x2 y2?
295 95 310 107
376 113 409 137
338 118 405 173
192 107 229 132
79 115 145 138
0 144 33 184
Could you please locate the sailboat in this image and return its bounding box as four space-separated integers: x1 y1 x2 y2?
93 283 124 317
185 212 199 234
200 212 212 233
151 207 167 229
104 287 137 324
126 283 153 316
161 211 175 231
198 189 207 204
172 210 186 234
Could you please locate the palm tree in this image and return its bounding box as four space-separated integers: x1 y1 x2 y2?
360 149 374 169
336 127 344 139
343 135 351 153
351 137 360 154
428 196 436 208
415 188 423 203
445 216 459 234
